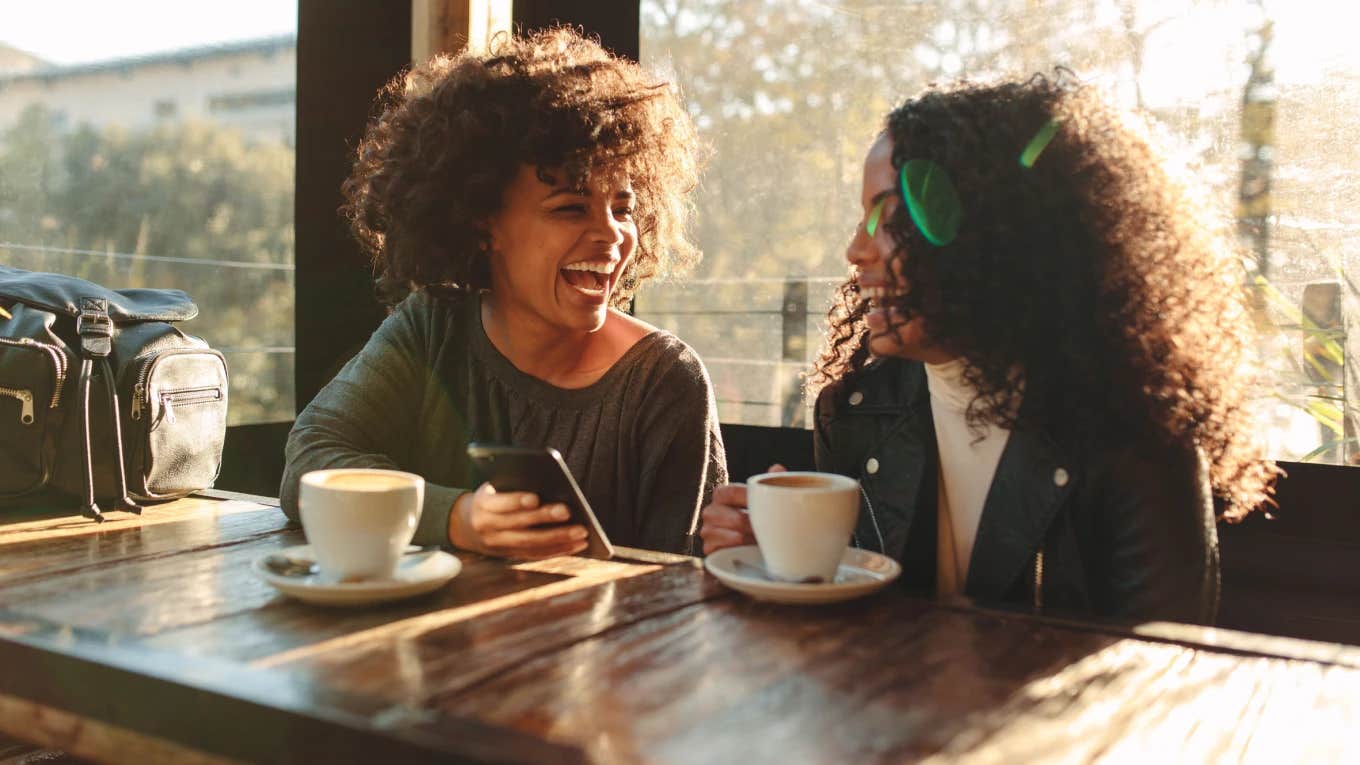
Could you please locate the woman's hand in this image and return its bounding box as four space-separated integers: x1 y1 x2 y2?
699 464 785 555
449 483 588 559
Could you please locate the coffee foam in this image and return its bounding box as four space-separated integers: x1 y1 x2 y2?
756 475 837 490
321 473 414 491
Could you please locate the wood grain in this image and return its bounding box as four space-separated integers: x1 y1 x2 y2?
0 729 84 765
1 527 306 635
424 597 1102 762
424 600 1360 764
0 498 285 588
0 692 238 765
143 554 672 664
261 563 728 709
5 495 1360 765
0 497 273 545
918 643 1360 763
0 610 583 764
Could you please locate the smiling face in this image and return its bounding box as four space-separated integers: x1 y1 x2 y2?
847 133 956 363
484 165 637 334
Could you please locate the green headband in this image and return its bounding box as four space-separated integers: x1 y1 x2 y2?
865 119 1059 247
900 158 962 247
1019 119 1060 168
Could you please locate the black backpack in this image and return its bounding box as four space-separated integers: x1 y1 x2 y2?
0 266 228 520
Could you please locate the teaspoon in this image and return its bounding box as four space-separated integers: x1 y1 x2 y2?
264 546 440 578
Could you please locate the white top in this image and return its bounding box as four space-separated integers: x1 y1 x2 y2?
925 359 1012 596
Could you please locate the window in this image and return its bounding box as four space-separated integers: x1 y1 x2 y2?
639 0 1360 465
0 2 298 425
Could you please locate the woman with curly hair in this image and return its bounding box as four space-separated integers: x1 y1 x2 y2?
702 74 1276 623
281 28 725 557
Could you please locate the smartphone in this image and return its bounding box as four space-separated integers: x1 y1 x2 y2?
466 443 614 559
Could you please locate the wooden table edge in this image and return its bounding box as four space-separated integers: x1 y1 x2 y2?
934 596 1360 669
0 612 585 764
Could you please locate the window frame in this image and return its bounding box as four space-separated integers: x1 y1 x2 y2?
218 0 409 495
0 6 307 497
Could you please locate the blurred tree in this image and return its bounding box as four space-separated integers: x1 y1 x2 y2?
0 104 60 244
640 0 1358 459
641 0 1159 425
0 104 295 424
642 0 1163 285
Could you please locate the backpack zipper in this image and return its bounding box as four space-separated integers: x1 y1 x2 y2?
131 357 155 420
0 386 35 425
0 337 65 409
131 382 146 420
130 349 225 421
157 386 223 424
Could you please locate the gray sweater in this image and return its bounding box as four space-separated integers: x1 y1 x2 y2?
280 290 727 554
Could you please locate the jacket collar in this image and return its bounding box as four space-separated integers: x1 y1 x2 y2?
834 359 933 562
850 358 1073 602
964 426 1072 600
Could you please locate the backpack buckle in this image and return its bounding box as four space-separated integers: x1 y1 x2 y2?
76 298 113 358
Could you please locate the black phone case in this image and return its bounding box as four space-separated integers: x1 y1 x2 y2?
466 443 614 559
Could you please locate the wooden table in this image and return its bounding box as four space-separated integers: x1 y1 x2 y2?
2 493 1358 764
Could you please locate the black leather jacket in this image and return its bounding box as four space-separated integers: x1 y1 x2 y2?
814 357 1220 625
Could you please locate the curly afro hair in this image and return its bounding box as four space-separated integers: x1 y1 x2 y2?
810 73 1277 520
341 27 701 307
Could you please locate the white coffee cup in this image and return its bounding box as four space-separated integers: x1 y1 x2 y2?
746 471 860 582
298 468 424 581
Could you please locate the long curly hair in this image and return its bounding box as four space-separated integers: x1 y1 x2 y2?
810 74 1277 519
341 27 701 307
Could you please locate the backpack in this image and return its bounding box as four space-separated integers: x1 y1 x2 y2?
0 266 228 520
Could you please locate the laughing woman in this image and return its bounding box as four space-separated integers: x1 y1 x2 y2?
281 29 726 557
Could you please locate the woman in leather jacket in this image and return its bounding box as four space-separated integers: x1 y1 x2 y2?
701 74 1278 624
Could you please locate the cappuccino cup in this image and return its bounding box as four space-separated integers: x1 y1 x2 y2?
746 471 860 582
298 468 424 581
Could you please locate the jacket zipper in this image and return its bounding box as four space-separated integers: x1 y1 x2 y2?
0 386 35 425
859 485 887 553
1033 547 1046 609
158 386 223 424
0 337 65 409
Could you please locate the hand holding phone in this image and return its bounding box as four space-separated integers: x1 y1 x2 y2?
463 444 614 559
449 482 590 560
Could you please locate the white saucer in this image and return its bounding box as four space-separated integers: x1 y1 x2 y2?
704 546 901 605
253 544 462 606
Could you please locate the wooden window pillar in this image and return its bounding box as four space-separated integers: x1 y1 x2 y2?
412 0 513 60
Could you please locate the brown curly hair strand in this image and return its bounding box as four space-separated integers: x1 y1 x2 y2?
810 73 1277 520
341 27 701 307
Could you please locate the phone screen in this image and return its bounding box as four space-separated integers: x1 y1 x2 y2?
466 443 614 559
